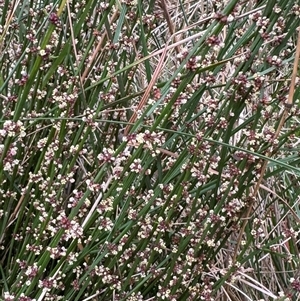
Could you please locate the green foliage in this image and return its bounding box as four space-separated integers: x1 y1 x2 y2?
0 0 300 300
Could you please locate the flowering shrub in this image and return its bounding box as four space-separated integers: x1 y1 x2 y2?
0 0 300 300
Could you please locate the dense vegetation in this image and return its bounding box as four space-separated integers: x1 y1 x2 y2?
0 0 300 300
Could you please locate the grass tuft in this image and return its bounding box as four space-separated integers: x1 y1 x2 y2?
0 0 300 300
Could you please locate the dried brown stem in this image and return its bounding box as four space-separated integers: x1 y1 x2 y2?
81 10 120 83
159 0 181 54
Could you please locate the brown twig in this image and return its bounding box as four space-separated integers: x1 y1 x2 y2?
123 43 168 136
0 0 20 54
159 0 181 54
81 10 120 83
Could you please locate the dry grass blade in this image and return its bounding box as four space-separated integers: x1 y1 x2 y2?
159 0 182 54
81 10 120 83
